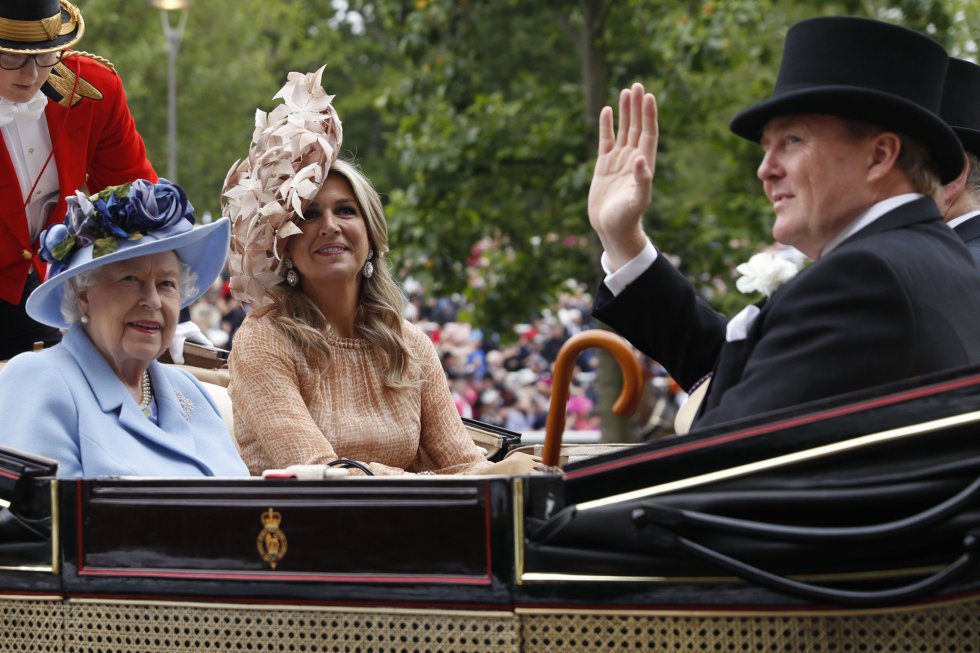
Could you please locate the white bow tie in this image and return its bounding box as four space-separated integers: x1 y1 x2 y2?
0 92 48 128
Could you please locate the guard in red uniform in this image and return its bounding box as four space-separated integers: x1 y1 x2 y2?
0 0 157 359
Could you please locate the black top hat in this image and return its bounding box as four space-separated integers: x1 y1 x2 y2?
940 58 980 158
730 16 963 184
0 0 84 54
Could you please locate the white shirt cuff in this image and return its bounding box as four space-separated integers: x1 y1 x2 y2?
601 240 658 297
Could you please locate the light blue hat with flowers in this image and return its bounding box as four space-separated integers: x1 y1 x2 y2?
27 178 230 329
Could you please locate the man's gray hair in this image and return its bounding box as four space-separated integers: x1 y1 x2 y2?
841 118 942 198
965 152 980 200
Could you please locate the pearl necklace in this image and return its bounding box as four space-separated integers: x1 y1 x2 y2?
139 371 152 412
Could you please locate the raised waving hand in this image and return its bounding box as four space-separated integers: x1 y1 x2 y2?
588 83 659 270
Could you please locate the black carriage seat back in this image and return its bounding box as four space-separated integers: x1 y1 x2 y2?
560 361 980 503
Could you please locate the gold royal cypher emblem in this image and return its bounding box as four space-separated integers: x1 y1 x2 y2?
256 507 288 569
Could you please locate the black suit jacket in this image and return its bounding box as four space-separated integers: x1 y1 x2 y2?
594 197 980 431
953 214 980 266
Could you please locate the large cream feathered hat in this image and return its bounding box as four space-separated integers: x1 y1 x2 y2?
221 66 343 304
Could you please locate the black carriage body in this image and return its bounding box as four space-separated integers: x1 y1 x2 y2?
0 447 59 596
518 365 980 609
3 368 980 651
52 476 516 607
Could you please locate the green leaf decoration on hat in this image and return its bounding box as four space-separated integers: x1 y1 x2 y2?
51 234 76 262
92 236 119 259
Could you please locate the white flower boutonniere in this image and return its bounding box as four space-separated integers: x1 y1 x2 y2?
735 252 800 298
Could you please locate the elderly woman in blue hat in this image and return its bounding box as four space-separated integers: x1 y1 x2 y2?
0 179 248 478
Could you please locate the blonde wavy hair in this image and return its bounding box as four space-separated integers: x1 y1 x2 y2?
265 160 418 390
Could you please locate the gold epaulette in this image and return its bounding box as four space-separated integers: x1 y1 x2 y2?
62 50 116 73
42 51 114 108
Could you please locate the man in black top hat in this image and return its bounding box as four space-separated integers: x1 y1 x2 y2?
937 58 980 264
588 16 980 432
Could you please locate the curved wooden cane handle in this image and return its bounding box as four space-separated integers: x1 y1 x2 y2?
542 330 644 469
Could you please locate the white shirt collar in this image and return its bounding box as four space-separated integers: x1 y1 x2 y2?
947 210 980 230
0 90 48 128
821 193 923 257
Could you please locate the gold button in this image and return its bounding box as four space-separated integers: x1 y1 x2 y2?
28 148 33 155
22 249 32 260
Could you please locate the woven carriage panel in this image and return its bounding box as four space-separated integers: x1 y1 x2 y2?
0 597 65 652
64 601 519 653
519 600 980 652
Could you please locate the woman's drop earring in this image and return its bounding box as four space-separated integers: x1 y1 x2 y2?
362 249 374 279
285 258 299 287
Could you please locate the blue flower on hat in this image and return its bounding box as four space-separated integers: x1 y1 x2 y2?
38 178 195 277
129 178 194 232
37 224 70 272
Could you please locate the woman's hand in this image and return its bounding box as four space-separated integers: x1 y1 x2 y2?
475 451 545 476
588 82 659 270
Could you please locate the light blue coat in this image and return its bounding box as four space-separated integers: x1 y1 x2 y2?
0 325 248 478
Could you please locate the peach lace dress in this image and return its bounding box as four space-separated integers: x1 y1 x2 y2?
228 305 490 476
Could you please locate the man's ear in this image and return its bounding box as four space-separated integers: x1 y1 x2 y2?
939 154 970 217
866 131 902 181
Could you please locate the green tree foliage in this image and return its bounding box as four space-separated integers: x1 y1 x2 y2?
73 0 976 332
369 0 596 329
75 0 395 221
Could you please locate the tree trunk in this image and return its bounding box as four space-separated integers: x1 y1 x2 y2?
596 328 634 442
578 1 632 442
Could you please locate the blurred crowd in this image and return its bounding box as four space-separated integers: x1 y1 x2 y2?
187 274 683 440
411 280 598 434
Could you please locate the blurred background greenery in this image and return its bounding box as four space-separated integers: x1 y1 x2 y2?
75 0 980 334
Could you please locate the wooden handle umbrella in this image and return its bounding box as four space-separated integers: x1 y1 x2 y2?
541 330 644 469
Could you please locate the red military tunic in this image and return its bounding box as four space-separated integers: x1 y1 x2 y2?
0 52 157 304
